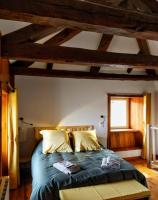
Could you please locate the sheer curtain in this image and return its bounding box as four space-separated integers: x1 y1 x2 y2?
8 90 20 189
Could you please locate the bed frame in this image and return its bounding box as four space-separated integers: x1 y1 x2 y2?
34 125 94 142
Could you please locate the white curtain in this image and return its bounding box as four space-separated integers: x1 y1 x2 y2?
8 90 20 189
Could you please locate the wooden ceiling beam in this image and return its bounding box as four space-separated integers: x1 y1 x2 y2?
90 34 113 73
10 61 34 69
10 67 158 81
127 68 133 74
46 63 53 71
9 28 81 69
44 28 81 46
2 24 62 45
3 43 158 68
137 38 150 55
142 0 158 13
90 66 101 73
1 0 158 40
137 38 156 76
6 24 62 68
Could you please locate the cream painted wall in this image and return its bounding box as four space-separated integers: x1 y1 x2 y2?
15 76 156 156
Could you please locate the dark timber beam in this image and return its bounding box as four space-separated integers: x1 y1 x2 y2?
1 0 158 40
46 63 53 71
44 28 81 46
10 61 34 69
137 38 156 76
142 0 158 13
7 24 62 68
9 28 81 69
3 43 158 68
10 67 158 81
2 24 62 45
127 68 133 74
90 34 113 73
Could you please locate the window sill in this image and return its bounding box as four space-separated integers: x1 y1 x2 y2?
110 129 139 133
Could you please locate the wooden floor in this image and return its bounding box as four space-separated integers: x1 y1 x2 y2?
10 159 158 200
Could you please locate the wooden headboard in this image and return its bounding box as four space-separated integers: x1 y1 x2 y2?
34 125 94 142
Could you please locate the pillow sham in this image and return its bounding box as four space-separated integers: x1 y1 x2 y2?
40 130 73 154
71 130 101 152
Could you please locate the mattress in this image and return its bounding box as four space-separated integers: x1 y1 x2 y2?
30 142 147 200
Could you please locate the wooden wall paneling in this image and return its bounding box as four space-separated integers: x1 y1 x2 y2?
130 97 144 131
109 131 137 150
130 97 144 147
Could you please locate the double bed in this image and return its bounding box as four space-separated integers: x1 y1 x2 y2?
30 126 147 200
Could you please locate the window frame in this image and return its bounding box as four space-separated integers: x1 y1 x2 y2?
110 97 130 129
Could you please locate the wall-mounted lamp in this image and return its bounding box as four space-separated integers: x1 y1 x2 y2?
19 117 33 126
19 117 33 142
99 115 105 127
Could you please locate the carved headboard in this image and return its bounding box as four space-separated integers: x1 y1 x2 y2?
34 125 94 142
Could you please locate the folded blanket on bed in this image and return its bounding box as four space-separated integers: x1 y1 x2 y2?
53 161 80 174
101 156 120 170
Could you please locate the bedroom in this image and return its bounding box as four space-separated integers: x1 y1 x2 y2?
1 0 158 200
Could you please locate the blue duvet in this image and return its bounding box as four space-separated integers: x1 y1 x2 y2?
30 142 147 200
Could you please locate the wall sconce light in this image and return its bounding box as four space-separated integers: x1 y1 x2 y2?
19 117 33 126
19 117 33 142
99 115 105 127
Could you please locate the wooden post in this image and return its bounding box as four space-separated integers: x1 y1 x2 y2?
147 124 151 167
0 32 9 176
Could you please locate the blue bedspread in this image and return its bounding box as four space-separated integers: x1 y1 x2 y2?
30 142 146 200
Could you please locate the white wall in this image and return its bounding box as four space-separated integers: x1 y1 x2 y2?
15 76 155 149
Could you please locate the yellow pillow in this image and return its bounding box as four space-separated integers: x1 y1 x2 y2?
71 130 101 152
40 130 73 154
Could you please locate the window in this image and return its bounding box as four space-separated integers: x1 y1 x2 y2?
110 98 129 129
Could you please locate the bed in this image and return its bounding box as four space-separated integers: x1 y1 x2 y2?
30 126 147 200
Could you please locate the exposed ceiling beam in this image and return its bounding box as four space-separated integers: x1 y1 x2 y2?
10 60 34 69
127 68 133 74
3 43 158 68
90 66 101 73
46 63 53 71
127 39 156 74
10 67 158 81
137 38 150 55
44 28 81 46
1 0 158 40
137 38 156 76
97 34 114 51
9 28 81 69
90 34 113 73
83 0 124 7
2 24 62 45
142 0 158 13
7 24 62 68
